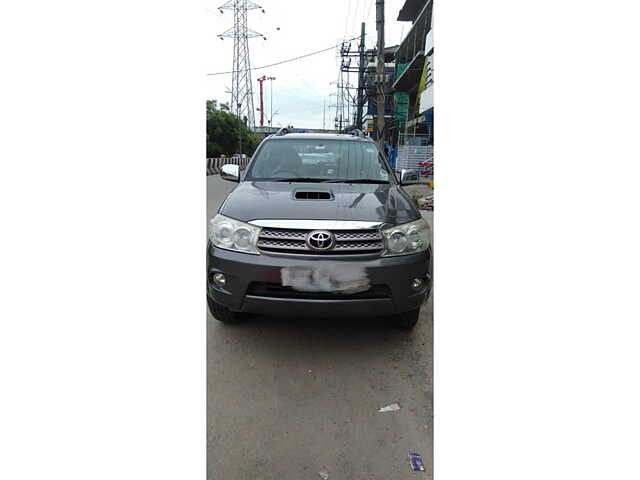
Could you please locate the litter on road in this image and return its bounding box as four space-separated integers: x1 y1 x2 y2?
318 470 329 479
408 453 426 472
378 403 401 412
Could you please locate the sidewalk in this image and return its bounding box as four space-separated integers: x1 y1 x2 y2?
402 181 434 211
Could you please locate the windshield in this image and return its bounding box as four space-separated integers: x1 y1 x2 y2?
246 139 392 182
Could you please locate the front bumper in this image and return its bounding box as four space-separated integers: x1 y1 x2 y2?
207 244 432 317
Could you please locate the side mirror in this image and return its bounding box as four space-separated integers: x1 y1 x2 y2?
220 163 240 182
399 169 419 185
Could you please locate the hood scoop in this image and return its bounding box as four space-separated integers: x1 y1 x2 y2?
293 190 334 201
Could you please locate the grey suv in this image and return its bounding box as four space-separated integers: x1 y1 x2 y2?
207 131 432 328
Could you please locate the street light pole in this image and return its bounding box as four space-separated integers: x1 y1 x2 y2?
267 76 276 131
323 98 326 130
237 102 242 156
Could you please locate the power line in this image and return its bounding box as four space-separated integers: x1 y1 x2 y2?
343 0 353 39
366 0 376 20
207 36 363 76
353 0 361 34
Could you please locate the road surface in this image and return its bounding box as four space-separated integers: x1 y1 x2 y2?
207 174 433 479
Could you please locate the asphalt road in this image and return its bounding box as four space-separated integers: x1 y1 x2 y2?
207 174 433 480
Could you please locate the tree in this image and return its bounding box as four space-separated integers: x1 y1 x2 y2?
206 100 260 158
206 99 218 115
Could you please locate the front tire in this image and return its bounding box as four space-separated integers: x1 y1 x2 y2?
207 296 244 324
390 308 420 329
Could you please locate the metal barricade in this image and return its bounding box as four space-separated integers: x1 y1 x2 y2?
206 156 251 175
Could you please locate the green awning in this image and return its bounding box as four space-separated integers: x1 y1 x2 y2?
391 52 425 93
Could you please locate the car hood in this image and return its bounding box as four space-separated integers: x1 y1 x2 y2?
219 181 420 226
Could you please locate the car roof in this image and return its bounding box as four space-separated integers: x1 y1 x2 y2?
267 133 374 142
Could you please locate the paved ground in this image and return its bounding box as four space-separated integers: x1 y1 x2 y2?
402 182 433 202
207 174 433 480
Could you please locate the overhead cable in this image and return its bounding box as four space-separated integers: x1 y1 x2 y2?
207 36 363 76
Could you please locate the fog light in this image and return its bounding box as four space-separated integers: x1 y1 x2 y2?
212 272 226 287
411 278 424 290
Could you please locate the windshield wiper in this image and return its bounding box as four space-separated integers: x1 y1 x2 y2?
324 178 390 184
272 177 329 183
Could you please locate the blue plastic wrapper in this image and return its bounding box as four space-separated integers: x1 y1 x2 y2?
408 452 425 472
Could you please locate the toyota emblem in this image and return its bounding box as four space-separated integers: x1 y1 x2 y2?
306 230 335 251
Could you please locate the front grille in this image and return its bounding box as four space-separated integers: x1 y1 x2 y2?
257 227 384 255
246 282 391 300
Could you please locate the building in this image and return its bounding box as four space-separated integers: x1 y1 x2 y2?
391 0 433 147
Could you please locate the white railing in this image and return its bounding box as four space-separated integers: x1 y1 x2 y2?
206 156 251 175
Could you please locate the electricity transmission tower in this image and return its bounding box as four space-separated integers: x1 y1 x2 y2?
218 0 266 130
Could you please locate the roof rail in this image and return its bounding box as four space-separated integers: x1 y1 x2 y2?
275 127 290 136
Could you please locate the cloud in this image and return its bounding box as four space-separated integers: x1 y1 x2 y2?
205 0 410 130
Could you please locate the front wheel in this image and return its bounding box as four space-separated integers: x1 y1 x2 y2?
207 296 245 324
390 308 420 329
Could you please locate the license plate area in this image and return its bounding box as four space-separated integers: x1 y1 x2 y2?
280 263 371 294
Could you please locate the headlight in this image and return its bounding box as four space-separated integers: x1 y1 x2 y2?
208 214 261 254
381 218 430 256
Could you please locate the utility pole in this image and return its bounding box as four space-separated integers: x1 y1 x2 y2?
346 80 351 128
375 0 386 147
356 22 366 130
218 0 267 130
335 84 342 131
